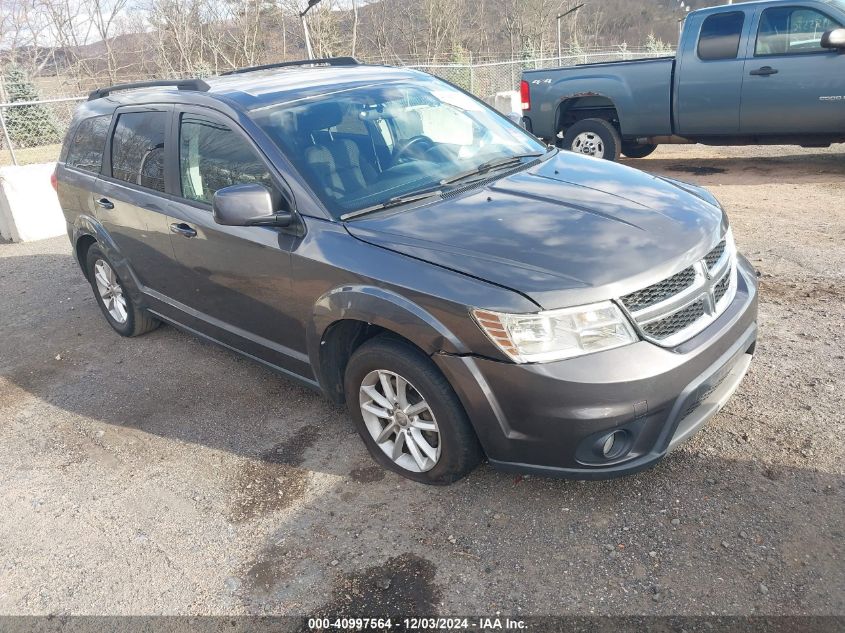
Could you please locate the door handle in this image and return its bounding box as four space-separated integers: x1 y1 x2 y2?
95 197 114 209
750 66 778 76
169 222 197 238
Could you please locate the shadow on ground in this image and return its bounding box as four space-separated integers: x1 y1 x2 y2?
624 149 845 186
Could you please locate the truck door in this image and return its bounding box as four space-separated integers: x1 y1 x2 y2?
740 5 845 135
675 9 750 136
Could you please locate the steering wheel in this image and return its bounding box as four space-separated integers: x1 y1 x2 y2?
390 135 436 166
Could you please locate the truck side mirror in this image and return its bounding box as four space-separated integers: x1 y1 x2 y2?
821 28 845 50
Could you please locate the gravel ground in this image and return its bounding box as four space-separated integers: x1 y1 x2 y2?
0 144 843 618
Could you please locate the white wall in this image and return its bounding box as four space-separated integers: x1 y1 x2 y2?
0 163 66 243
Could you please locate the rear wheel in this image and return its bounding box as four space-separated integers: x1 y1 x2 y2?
86 244 160 337
561 118 622 161
621 142 658 159
344 336 482 484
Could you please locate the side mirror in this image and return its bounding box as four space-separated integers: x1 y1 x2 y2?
212 183 293 228
821 28 845 50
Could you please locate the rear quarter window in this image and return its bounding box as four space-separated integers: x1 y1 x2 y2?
65 115 112 173
698 11 746 60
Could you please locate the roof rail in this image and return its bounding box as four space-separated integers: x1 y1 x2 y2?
88 79 211 101
221 57 361 76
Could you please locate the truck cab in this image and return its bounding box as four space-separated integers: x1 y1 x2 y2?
677 0 845 137
522 0 845 160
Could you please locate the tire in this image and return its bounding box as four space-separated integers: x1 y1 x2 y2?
621 142 658 159
86 244 160 337
344 335 483 485
561 118 622 161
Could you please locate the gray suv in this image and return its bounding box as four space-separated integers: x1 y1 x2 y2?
55 58 758 484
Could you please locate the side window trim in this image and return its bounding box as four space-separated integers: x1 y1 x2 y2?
171 105 295 212
754 5 842 57
101 104 173 194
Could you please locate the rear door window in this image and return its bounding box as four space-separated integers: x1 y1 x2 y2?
65 115 112 173
110 111 167 192
756 6 841 55
178 113 274 204
698 11 746 60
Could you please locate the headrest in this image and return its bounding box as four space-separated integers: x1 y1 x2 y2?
297 102 344 133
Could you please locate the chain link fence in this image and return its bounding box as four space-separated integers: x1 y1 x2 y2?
0 96 84 166
0 50 670 167
409 50 664 102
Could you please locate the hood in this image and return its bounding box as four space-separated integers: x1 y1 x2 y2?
346 151 726 309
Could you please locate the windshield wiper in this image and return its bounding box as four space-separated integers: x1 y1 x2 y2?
439 152 546 187
340 187 443 221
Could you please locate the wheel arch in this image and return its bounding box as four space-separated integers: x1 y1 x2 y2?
74 233 98 280
308 286 468 404
70 214 144 301
556 94 622 139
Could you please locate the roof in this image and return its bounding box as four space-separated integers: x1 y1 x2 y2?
84 63 427 114
690 0 844 17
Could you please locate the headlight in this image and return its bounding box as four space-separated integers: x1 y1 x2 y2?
472 301 638 364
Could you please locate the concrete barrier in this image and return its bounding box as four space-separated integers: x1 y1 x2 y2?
0 162 65 243
486 91 521 117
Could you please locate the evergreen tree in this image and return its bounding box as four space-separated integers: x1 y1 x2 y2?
3 66 62 148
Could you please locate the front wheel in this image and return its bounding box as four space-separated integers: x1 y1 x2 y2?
561 118 622 161
621 142 658 159
344 336 482 484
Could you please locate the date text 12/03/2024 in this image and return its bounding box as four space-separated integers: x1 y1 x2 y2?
307 617 527 630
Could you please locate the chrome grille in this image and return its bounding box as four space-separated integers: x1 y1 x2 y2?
704 240 726 270
642 299 706 339
621 267 696 312
618 235 737 346
713 271 731 304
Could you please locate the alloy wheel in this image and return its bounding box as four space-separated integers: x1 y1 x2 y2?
359 369 441 472
93 259 128 324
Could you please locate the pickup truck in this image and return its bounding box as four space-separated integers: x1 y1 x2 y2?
521 0 845 160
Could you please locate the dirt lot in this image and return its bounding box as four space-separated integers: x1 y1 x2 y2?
0 144 843 618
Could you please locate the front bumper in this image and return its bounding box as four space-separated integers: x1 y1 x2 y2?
434 255 759 479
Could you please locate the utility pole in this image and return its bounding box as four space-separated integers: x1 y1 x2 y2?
557 4 585 65
300 0 324 60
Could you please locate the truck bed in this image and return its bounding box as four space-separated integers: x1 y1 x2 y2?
523 57 675 141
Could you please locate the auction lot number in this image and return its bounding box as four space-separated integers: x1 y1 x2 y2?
308 617 472 630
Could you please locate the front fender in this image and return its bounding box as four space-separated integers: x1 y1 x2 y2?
307 284 469 367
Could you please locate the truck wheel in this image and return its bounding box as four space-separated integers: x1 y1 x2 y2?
621 142 658 159
561 119 621 161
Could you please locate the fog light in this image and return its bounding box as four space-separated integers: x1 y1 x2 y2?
602 432 619 457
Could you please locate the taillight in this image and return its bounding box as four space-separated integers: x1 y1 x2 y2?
50 168 58 192
520 80 531 111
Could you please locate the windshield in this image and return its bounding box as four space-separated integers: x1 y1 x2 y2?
251 76 546 218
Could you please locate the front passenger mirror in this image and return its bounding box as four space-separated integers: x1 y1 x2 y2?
212 183 292 228
821 28 845 50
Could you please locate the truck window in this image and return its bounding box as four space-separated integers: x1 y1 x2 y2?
698 11 746 60
111 111 167 192
756 7 841 55
65 114 112 174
